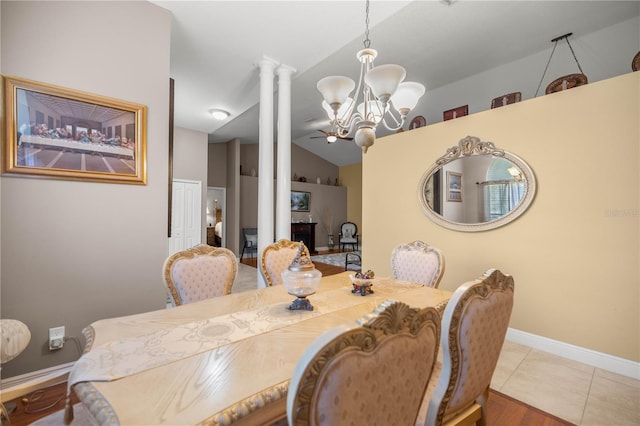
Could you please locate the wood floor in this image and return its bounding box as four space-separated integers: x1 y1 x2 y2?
241 249 348 277
5 252 574 426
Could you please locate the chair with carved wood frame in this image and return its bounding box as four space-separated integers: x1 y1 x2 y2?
163 244 237 306
417 269 514 426
287 300 441 426
260 239 310 287
390 240 445 288
338 222 359 252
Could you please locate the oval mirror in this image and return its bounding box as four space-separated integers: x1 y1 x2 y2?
418 136 536 232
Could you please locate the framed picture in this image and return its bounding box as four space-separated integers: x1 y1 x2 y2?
291 190 310 212
491 92 521 109
443 105 468 121
3 75 147 184
447 171 462 202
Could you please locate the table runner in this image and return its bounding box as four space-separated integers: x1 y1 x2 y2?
65 278 418 423
71 286 373 384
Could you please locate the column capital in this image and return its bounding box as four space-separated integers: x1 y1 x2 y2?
258 55 279 70
276 63 297 77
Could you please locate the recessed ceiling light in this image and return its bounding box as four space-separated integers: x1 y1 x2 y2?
209 109 230 120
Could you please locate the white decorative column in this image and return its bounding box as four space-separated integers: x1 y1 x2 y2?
275 64 296 242
257 56 278 288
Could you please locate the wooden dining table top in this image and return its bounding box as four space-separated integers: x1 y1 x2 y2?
70 272 451 426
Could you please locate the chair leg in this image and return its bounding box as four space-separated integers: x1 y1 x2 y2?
240 246 246 261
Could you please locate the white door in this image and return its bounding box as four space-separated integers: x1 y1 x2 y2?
169 179 202 255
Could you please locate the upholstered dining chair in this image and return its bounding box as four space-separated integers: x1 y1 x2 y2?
287 300 441 426
338 221 359 252
163 244 237 306
416 269 515 426
390 240 445 288
260 239 310 287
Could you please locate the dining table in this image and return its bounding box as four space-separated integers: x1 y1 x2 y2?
66 271 451 426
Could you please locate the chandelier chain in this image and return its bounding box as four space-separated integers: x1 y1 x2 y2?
565 38 584 74
534 33 584 97
363 0 371 48
534 40 558 97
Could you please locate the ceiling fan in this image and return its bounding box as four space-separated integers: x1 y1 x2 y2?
310 129 354 144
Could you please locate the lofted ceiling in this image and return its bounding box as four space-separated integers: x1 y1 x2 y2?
152 1 639 166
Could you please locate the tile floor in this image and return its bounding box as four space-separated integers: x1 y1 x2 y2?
493 341 640 425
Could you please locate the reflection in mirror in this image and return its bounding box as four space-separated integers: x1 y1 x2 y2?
419 136 536 232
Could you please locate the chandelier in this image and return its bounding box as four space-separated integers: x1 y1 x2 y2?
316 0 425 153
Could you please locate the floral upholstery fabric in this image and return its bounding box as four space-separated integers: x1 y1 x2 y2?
391 241 444 288
163 245 237 305
417 269 514 426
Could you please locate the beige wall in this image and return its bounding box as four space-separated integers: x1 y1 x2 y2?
239 176 347 249
363 72 639 361
214 141 342 253
208 142 228 187
239 143 339 183
0 1 171 377
174 127 208 242
339 163 363 245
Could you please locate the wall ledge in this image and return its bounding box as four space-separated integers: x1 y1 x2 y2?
507 328 639 380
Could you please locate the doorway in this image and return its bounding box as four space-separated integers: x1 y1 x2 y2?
207 187 226 247
169 179 202 255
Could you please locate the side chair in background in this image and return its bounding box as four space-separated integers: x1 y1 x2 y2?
163 244 237 306
338 222 359 252
240 227 258 261
260 239 310 287
391 240 445 288
288 300 441 426
417 269 515 426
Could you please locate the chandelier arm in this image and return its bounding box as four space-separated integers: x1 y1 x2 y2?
333 55 370 135
380 114 405 132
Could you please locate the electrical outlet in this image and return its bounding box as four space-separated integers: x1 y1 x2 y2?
49 326 65 350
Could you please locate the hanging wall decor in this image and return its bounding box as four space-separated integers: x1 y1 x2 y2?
3 76 147 184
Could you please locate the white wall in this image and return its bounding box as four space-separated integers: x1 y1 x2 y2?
0 1 171 377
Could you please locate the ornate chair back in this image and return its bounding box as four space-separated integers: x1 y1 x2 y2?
391 240 445 288
260 239 310 287
163 244 237 306
419 269 514 426
288 300 441 426
339 222 359 252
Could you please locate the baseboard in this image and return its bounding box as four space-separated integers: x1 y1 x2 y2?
506 328 640 380
1 362 73 394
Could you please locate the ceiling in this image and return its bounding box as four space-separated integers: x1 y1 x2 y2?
152 1 639 166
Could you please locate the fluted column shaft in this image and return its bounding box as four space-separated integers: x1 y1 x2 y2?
257 56 278 288
275 64 296 241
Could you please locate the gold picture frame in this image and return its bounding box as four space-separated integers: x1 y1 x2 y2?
3 75 147 184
